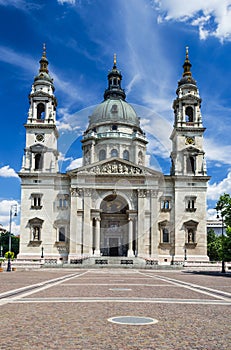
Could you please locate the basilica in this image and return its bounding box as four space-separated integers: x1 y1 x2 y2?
18 47 210 264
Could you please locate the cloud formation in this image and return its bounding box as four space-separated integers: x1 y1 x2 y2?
57 0 76 5
207 171 231 200
155 0 231 42
0 166 19 178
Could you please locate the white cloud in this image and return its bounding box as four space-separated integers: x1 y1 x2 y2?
66 158 83 170
57 0 76 5
0 0 41 11
207 171 231 200
154 0 231 42
204 138 231 165
0 199 20 235
0 165 19 178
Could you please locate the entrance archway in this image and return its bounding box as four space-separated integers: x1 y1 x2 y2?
100 194 129 256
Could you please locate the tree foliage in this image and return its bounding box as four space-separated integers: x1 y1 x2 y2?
0 232 19 257
207 229 222 261
215 193 231 262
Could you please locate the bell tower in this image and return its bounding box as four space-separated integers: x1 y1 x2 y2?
170 47 207 177
21 44 59 173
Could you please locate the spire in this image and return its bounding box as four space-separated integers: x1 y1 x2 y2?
39 43 49 74
182 46 192 77
104 54 126 100
113 53 117 68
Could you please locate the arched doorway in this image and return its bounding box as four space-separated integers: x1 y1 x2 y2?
100 194 129 256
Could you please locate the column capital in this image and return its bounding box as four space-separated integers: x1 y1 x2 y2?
150 190 158 198
137 189 147 198
70 187 83 197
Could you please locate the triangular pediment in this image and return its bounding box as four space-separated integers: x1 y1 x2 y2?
67 157 162 177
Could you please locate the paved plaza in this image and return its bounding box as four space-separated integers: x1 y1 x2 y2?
0 268 230 350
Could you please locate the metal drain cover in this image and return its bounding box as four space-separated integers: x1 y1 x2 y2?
108 316 158 325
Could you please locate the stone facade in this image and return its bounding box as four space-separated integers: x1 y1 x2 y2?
18 48 210 264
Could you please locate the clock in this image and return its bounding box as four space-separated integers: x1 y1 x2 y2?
36 134 44 142
185 136 195 145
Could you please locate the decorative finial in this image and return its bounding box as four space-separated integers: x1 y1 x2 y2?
182 45 192 77
39 43 49 74
43 43 46 57
113 53 117 68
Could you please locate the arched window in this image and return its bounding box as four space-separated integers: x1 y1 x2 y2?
123 150 129 161
187 156 195 173
59 227 65 242
138 151 143 165
99 149 106 161
35 153 43 170
163 228 169 243
111 149 118 157
185 106 194 122
37 103 45 119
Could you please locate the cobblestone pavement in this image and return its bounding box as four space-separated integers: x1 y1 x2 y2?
0 269 230 350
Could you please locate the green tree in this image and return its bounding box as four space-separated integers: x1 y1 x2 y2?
207 229 222 261
0 232 19 257
215 193 231 262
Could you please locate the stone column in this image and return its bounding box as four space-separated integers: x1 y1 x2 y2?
94 217 101 256
137 189 146 257
83 189 93 256
69 188 79 258
150 190 158 258
127 217 134 257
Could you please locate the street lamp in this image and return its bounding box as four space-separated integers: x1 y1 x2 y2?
7 204 17 272
41 246 44 258
216 210 225 274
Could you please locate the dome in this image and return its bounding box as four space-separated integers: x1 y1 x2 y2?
88 98 140 128
178 75 197 87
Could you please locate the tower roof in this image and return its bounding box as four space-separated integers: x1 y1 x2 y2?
103 54 126 100
178 47 197 87
34 44 53 84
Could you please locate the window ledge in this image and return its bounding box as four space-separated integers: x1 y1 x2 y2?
31 206 42 210
185 208 196 212
28 240 42 247
185 243 197 248
159 243 172 249
161 208 171 212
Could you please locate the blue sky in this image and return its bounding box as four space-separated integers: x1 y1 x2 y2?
0 0 231 234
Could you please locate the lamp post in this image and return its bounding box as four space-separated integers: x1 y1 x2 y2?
217 210 225 274
41 246 44 258
7 204 17 272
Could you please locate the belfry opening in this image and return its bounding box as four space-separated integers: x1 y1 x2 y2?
100 194 129 256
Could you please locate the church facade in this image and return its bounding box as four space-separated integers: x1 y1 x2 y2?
18 47 210 264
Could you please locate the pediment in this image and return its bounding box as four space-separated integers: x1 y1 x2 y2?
68 158 162 177
30 144 47 153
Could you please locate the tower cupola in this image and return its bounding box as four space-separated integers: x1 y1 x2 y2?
104 54 126 100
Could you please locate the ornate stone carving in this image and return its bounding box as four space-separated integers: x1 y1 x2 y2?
150 190 158 198
84 188 92 197
90 161 143 175
137 189 147 198
70 187 83 197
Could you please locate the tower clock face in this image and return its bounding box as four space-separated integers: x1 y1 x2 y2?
36 134 44 142
185 136 195 145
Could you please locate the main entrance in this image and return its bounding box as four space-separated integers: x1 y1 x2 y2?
100 194 129 257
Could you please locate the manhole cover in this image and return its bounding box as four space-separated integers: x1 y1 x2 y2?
108 316 158 325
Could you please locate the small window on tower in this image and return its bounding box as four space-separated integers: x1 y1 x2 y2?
99 149 106 161
185 106 194 123
31 193 43 209
112 125 117 131
185 196 196 212
187 156 195 174
58 227 66 242
35 153 43 170
123 150 129 161
111 149 118 157
37 103 45 120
